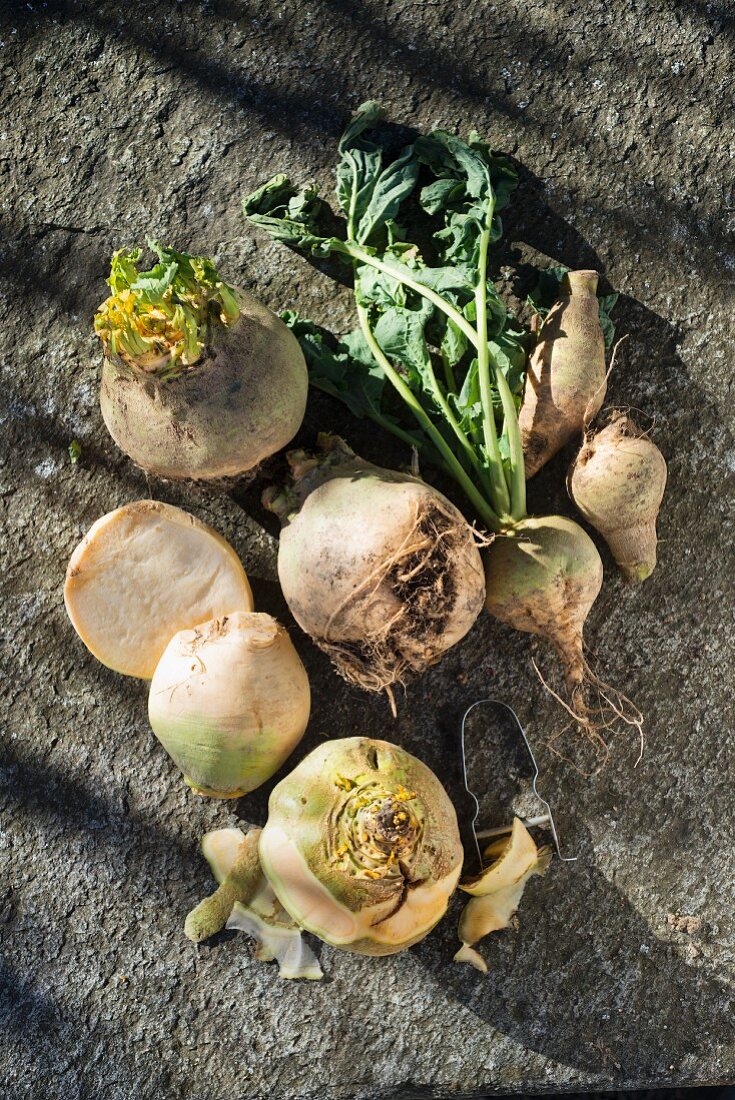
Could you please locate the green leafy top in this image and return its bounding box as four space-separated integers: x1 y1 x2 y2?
243 104 607 531
94 241 240 375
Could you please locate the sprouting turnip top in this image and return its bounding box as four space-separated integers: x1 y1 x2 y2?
94 241 307 481
243 102 642 753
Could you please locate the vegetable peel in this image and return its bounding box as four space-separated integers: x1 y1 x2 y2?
187 827 323 980
455 817 551 971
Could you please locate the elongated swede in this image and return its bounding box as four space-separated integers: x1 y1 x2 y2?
95 243 307 481
267 436 485 702
568 414 667 582
520 270 607 478
148 612 310 797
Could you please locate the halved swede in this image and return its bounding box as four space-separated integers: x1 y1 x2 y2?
64 500 253 678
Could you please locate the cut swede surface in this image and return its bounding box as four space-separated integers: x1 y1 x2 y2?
95 242 308 481
64 501 253 678
268 436 485 704
568 413 667 582
148 611 310 798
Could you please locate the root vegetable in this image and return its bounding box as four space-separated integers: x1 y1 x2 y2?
484 515 602 699
148 611 310 798
259 737 463 955
520 270 607 478
568 413 667 582
95 242 307 481
64 501 253 678
484 514 642 760
266 436 485 702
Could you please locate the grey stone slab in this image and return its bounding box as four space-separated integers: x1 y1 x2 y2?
0 1 733 1097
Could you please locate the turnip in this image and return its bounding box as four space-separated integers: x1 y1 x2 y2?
568 413 667 582
520 270 607 478
94 242 307 481
64 501 253 678
148 611 310 798
266 436 486 703
258 736 463 955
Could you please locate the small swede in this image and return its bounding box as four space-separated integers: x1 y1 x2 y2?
520 270 607 478
148 612 310 798
568 413 667 582
267 436 485 704
484 514 641 761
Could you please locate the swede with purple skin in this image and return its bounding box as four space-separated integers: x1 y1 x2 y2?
568 413 667 582
266 436 486 706
520 270 607 478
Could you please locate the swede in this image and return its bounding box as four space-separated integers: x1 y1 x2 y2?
148 612 310 798
259 736 463 955
95 243 307 481
568 413 667 582
267 436 485 702
520 270 607 477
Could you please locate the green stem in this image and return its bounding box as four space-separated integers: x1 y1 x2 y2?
494 360 526 520
340 241 479 348
440 349 457 395
420 358 495 497
474 222 512 520
341 238 523 523
356 303 501 531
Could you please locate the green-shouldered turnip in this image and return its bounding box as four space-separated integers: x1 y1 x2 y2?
259 737 463 955
266 436 486 704
520 271 607 478
64 500 253 678
94 242 307 481
568 413 667 582
148 611 310 798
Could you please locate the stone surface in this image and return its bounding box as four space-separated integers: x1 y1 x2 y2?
1 1 734 1097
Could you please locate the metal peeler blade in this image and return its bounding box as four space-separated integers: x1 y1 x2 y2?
460 698 578 872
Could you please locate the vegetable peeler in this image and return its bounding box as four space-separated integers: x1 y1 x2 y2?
458 698 577 874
